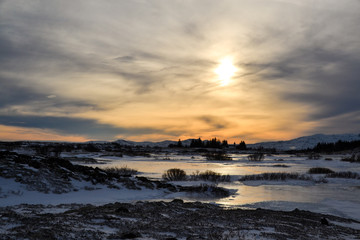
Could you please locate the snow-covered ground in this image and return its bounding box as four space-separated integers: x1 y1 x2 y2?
1 150 360 239
1 151 360 220
70 152 360 221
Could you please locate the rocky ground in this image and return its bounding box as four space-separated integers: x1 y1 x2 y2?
1 200 360 240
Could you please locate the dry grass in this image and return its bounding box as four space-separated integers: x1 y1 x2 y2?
103 166 138 176
190 170 230 182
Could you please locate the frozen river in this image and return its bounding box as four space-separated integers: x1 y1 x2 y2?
91 153 360 220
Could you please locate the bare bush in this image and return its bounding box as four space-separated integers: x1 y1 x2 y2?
162 168 187 181
204 152 232 161
341 153 360 163
104 166 138 176
308 153 321 160
326 171 360 179
190 170 230 182
239 172 313 181
247 153 264 161
179 184 230 197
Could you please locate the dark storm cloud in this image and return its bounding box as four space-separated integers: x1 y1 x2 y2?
0 115 167 139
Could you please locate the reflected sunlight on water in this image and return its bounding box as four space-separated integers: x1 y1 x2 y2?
90 153 360 211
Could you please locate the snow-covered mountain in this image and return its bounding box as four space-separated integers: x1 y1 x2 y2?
248 133 360 150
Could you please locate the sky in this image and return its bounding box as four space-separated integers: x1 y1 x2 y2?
0 0 360 143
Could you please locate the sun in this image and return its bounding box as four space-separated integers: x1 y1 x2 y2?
214 58 237 86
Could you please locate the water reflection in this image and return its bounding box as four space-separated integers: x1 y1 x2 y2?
89 153 360 218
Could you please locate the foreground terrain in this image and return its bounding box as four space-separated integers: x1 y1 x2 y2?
1 142 360 239
1 200 360 240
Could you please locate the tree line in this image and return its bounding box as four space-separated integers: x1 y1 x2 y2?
312 140 360 153
169 138 247 150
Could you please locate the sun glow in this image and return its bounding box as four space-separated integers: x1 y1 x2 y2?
215 58 237 86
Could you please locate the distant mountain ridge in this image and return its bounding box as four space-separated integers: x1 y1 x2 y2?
115 133 360 150
114 139 195 148
247 133 360 150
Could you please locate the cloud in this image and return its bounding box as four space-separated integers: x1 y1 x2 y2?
1 0 360 142
256 47 360 122
198 115 231 130
303 111 360 135
235 2 360 131
0 75 98 117
0 115 170 140
114 56 136 62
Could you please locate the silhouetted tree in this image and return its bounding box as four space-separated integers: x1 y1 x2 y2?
222 140 228 148
190 138 203 148
237 140 247 150
177 139 183 147
313 140 360 153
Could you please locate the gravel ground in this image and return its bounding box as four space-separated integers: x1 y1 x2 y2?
1 200 359 240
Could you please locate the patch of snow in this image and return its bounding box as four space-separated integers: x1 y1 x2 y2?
248 133 360 150
0 177 170 207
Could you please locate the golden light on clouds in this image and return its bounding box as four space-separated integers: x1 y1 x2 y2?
1 1 359 143
214 57 237 86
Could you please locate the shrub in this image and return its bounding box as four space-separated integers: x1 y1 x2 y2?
190 170 230 182
247 153 264 161
308 167 335 174
103 166 138 177
204 152 232 161
307 153 321 160
341 154 360 163
179 184 230 198
326 171 360 179
239 172 312 181
162 168 187 181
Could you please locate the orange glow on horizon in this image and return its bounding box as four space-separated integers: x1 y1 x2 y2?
0 125 91 142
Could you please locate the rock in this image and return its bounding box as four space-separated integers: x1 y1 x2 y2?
120 231 141 239
115 207 130 213
172 199 184 204
321 217 329 226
